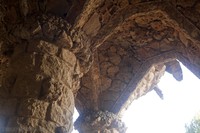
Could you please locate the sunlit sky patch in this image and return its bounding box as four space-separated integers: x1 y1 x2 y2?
72 62 200 133
122 62 200 133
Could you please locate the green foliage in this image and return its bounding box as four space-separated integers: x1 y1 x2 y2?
185 114 200 133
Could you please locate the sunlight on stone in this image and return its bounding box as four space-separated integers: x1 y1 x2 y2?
72 62 200 133
122 62 200 133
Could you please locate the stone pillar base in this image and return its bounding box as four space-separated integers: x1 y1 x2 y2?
75 110 126 133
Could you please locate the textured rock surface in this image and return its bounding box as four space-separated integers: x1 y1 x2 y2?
77 1 200 116
0 37 81 132
1 0 200 133
75 110 126 133
0 1 91 132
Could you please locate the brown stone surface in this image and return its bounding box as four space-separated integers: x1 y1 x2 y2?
78 5 200 114
0 38 78 131
1 0 200 133
75 111 126 133
18 99 49 119
0 1 86 131
165 60 183 81
6 117 60 133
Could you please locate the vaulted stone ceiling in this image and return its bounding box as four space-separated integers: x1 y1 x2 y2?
74 0 200 114
0 0 200 132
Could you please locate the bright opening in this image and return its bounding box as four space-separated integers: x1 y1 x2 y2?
72 62 200 133
72 109 79 133
122 62 200 133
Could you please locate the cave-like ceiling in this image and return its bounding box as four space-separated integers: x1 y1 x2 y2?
75 0 200 114
1 0 200 116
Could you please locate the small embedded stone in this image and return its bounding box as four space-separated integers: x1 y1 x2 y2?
153 33 163 41
109 54 121 65
109 46 117 53
59 48 76 67
56 31 73 49
100 62 113 75
191 29 200 39
107 66 119 78
117 47 127 56
179 32 189 47
100 76 112 91
135 17 149 27
150 21 165 31
83 12 101 37
38 40 58 55
130 31 136 39
99 53 109 62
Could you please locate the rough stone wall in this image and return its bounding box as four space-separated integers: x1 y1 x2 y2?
97 40 141 112
1 0 200 133
76 51 101 112
170 0 200 30
82 0 129 34
0 40 78 132
75 110 126 133
0 1 93 132
97 10 200 113
0 0 93 90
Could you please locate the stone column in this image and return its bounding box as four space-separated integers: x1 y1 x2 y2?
0 35 81 132
75 110 126 133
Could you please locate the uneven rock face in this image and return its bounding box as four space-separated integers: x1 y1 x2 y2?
165 60 183 81
78 9 200 114
77 0 200 116
0 39 80 132
75 110 126 133
0 1 91 132
1 0 200 133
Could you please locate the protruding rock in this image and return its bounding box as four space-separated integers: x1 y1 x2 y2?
165 60 183 81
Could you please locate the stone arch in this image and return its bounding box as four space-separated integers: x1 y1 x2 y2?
1 0 200 133
76 4 200 115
